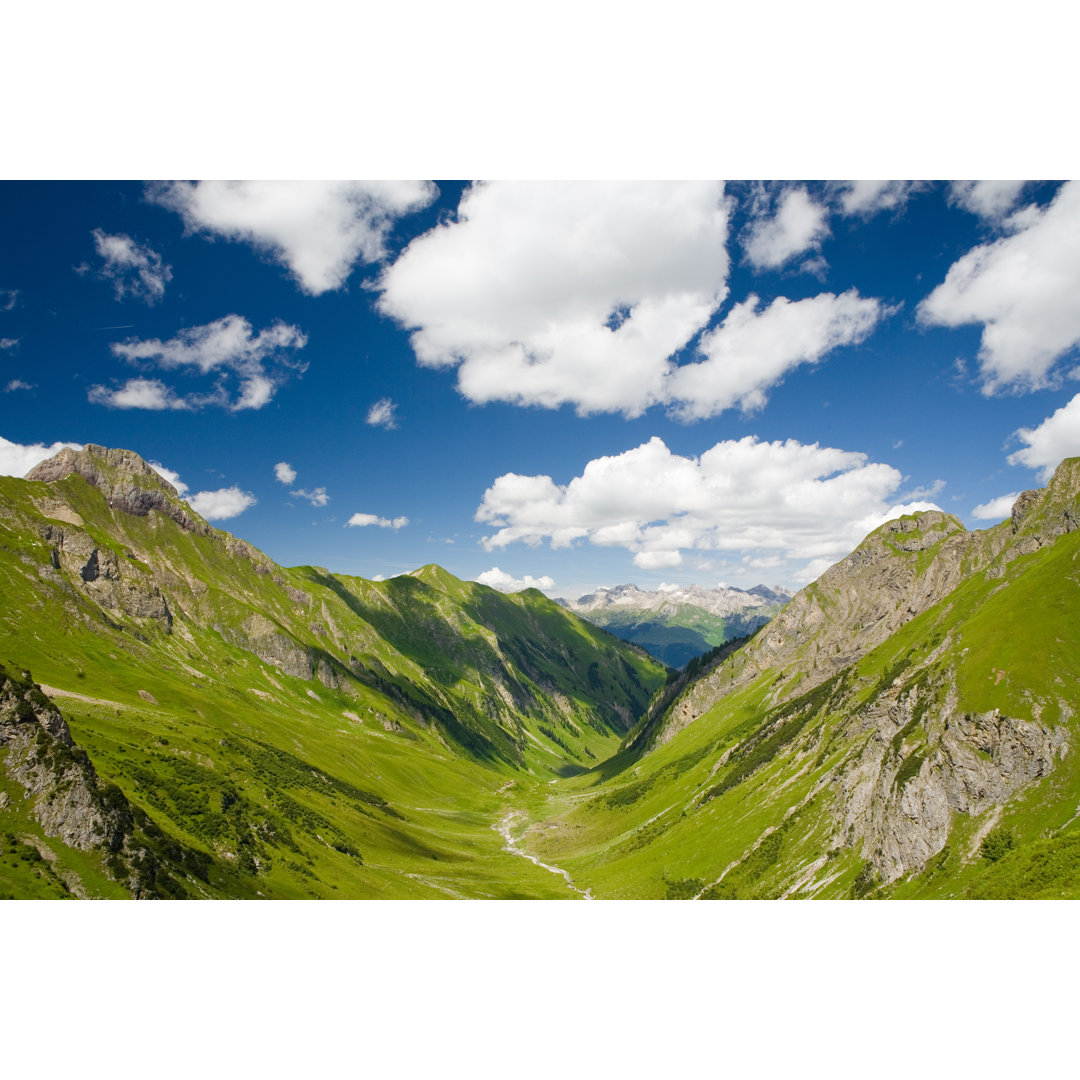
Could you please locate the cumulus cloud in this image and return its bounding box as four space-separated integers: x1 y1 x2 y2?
149 180 437 295
88 230 172 303
147 461 256 520
366 397 398 429
274 461 297 485
0 435 82 477
88 377 189 410
475 567 556 593
833 181 921 218
378 181 733 418
0 338 18 351
949 181 1028 222
187 486 257 520
93 314 307 411
918 181 1080 395
1006 391 1080 481
742 185 830 271
667 290 884 419
5 379 34 393
476 435 941 584
148 461 189 496
346 513 409 530
971 493 1020 521
291 487 330 507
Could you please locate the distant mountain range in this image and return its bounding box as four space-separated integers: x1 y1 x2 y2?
559 582 793 667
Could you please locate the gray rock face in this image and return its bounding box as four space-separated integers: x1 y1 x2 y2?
835 674 1067 884
26 444 209 535
0 666 126 854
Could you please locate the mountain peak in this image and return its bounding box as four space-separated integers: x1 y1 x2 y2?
25 443 206 533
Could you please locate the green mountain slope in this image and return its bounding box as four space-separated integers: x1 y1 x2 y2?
0 445 665 898
500 459 1080 899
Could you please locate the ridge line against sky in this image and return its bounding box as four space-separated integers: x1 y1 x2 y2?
3 179 1080 600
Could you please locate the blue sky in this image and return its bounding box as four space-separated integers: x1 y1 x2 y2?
3 179 1080 599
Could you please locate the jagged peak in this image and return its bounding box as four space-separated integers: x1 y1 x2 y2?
26 444 177 495
25 443 207 533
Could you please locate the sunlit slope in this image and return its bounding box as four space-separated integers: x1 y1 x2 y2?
514 460 1080 899
0 446 663 898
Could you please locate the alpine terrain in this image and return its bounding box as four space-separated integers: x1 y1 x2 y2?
2 443 1079 899
561 582 792 668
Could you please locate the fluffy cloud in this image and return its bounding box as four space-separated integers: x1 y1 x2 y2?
274 461 297 485
918 181 1080 394
88 230 172 303
92 315 307 411
5 379 34 393
1006 392 1080 481
0 338 18 351
346 513 409 529
0 435 82 477
666 290 884 419
949 181 1028 222
475 567 555 593
833 181 920 218
147 461 256 520
88 377 188 410
971 493 1020 521
378 181 733 418
148 461 189 495
476 435 940 584
149 180 437 295
742 186 830 271
291 487 330 507
366 397 398 430
187 487 257 520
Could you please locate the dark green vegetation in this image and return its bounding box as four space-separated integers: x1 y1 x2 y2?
571 606 779 669
4 444 1080 899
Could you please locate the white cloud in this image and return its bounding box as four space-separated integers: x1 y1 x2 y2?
1007 391 1080 481
88 377 189 410
742 186 830 271
274 461 297 485
366 397 398 429
918 181 1080 395
971 492 1020 520
0 435 83 477
291 487 330 507
89 229 172 303
148 461 189 496
0 289 18 311
187 486 257 520
833 181 920 218
346 513 409 529
5 379 35 393
476 435 941 585
666 290 884 419
98 314 307 411
147 461 255 520
476 567 556 593
378 181 733 418
0 338 18 350
949 181 1028 222
149 180 437 295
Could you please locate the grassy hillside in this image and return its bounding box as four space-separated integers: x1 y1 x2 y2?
0 447 664 899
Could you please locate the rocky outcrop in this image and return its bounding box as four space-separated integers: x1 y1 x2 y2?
26 444 209 535
834 670 1068 885
38 522 172 626
0 663 192 896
